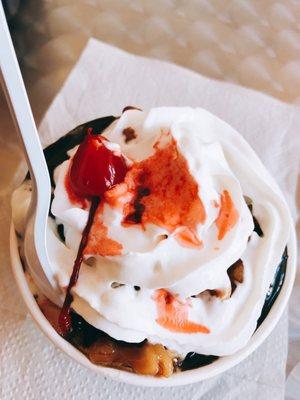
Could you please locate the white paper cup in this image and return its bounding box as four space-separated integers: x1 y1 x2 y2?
9 222 297 387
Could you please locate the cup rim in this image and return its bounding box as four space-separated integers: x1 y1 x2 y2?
9 221 297 387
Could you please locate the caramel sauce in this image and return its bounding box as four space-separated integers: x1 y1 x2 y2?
40 299 174 377
84 340 174 377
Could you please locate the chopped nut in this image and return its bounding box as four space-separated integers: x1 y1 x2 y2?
228 259 244 284
209 287 231 300
195 286 231 300
227 259 244 294
82 340 174 377
110 282 124 288
152 344 174 377
122 127 137 143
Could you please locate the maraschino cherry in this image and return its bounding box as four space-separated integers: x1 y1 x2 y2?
69 128 127 198
58 128 128 336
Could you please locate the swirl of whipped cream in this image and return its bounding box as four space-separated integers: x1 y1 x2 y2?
44 107 290 356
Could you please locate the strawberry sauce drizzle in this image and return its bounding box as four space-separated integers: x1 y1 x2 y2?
120 137 205 247
154 289 210 334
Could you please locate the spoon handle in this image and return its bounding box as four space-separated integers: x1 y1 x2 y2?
0 3 51 201
0 4 53 292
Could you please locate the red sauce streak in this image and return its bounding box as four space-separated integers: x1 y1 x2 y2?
111 137 205 247
154 289 210 334
59 130 127 336
58 197 99 336
174 227 202 249
215 190 239 240
84 205 123 256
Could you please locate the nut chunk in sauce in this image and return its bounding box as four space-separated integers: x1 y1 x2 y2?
39 298 175 377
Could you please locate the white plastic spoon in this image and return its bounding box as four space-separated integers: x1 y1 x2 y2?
0 3 61 305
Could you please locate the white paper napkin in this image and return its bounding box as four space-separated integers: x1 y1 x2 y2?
1 38 299 400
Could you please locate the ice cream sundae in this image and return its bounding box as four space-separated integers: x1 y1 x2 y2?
12 107 290 377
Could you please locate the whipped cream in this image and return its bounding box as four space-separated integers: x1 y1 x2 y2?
13 107 291 357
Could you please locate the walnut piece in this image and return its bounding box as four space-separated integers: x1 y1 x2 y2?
228 259 244 284
208 288 231 300
122 127 137 143
195 259 244 300
227 259 244 293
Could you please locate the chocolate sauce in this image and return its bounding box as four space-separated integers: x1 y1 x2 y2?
179 353 218 371
58 197 100 336
248 203 264 237
124 186 150 224
122 106 142 113
57 224 65 242
70 308 105 347
256 247 287 328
